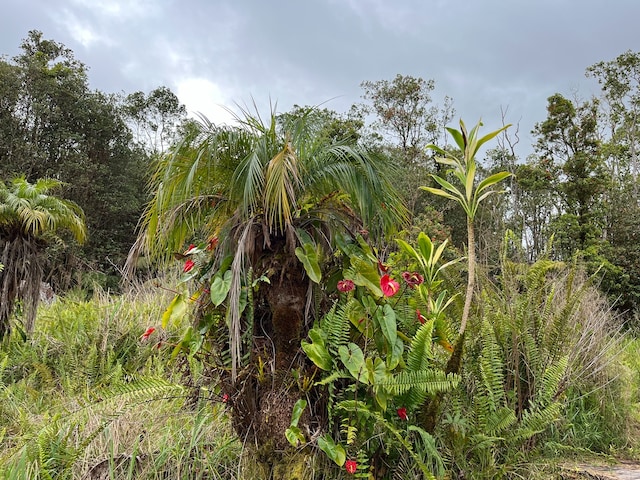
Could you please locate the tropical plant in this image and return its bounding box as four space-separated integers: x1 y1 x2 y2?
129 105 408 470
422 119 511 338
301 232 459 478
0 176 86 337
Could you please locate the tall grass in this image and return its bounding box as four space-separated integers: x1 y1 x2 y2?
0 284 244 479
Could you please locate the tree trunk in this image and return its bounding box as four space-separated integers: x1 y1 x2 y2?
224 252 320 475
459 219 475 335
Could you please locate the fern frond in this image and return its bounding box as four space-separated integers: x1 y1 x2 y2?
382 370 458 397
510 402 562 442
322 302 351 350
407 321 435 372
478 320 505 412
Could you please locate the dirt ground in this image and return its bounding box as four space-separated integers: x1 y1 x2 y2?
559 462 640 479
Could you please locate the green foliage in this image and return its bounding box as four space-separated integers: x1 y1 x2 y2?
0 176 87 337
0 286 246 479
438 244 629 478
0 31 178 291
300 233 460 478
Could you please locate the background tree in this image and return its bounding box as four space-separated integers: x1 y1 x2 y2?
0 31 174 290
359 74 454 217
532 94 608 258
586 52 640 317
123 86 187 157
0 177 86 337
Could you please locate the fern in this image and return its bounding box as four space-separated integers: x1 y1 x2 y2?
406 321 435 372
382 370 458 398
322 302 351 350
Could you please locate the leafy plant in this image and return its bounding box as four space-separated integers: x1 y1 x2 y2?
302 233 460 478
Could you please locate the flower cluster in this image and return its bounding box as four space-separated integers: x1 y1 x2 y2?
140 326 155 342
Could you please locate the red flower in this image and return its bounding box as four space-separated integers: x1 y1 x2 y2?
337 279 355 292
140 327 155 342
221 393 229 403
397 407 408 421
345 459 357 475
206 237 219 251
416 309 426 325
184 243 196 255
402 271 424 288
380 274 400 297
183 259 195 272
377 259 390 273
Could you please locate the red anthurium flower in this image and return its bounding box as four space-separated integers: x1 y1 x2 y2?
377 259 390 273
206 237 218 251
397 407 408 421
345 459 357 475
416 309 426 324
183 259 195 272
140 327 155 342
402 271 424 288
337 279 355 292
380 274 400 297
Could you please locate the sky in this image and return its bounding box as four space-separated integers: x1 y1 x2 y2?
2 0 639 157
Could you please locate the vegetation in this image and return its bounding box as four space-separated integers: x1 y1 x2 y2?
1 30 640 479
0 177 86 337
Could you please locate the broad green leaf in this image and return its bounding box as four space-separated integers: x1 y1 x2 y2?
431 175 464 198
302 328 333 371
285 426 305 447
396 238 420 263
339 343 368 384
377 304 397 347
161 292 188 328
348 256 382 297
472 124 511 157
290 399 307 427
295 243 322 283
374 386 389 411
345 300 373 338
210 269 233 307
317 435 346 466
368 356 389 385
387 337 404 370
446 126 465 151
417 232 434 264
476 171 512 197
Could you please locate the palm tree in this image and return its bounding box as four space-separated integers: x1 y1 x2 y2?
130 106 407 460
0 177 86 337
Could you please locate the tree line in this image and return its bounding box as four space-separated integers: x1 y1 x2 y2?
2 30 640 322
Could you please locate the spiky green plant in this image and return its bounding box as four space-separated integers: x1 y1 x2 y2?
422 119 511 336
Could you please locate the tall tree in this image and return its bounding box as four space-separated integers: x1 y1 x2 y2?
587 52 640 316
360 74 454 216
0 177 86 337
131 106 407 468
0 31 151 287
587 51 640 186
123 86 187 156
532 94 608 257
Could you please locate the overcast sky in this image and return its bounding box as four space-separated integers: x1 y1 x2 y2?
2 0 639 157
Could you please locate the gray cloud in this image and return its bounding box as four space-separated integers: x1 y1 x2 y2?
2 0 640 155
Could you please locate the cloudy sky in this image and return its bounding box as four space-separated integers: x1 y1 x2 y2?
2 0 639 156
